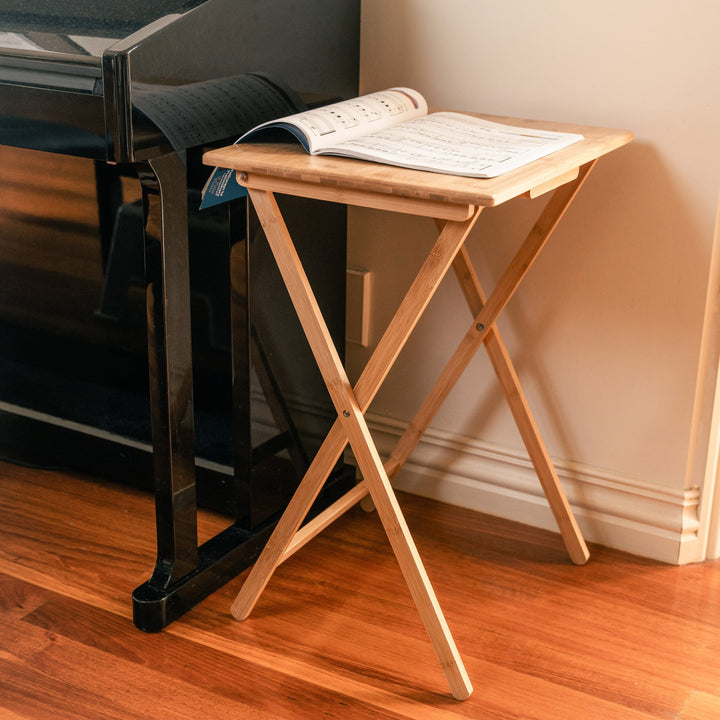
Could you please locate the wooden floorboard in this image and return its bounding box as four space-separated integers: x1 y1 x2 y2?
2 460 720 719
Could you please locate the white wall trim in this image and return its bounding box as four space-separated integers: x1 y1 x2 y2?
361 412 700 565
248 388 702 565
690 191 720 562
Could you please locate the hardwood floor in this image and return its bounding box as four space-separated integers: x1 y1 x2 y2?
2 459 720 719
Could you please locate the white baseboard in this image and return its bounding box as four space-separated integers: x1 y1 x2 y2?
361 412 701 565
228 389 703 565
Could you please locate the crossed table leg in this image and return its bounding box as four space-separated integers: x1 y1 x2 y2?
230 162 594 699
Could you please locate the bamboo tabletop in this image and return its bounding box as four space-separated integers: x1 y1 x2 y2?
203 114 632 208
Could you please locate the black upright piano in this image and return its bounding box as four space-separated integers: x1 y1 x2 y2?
0 1 360 629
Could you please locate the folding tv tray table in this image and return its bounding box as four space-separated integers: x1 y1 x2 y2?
203 115 632 700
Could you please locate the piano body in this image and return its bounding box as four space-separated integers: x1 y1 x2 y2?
0 0 360 629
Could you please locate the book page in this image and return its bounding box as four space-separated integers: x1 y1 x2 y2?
240 87 428 153
321 111 584 178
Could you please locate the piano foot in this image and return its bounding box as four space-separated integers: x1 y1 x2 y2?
132 522 273 632
131 460 356 632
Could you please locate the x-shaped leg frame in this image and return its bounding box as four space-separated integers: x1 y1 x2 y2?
231 161 594 699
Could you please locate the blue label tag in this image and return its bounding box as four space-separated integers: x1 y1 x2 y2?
200 166 248 209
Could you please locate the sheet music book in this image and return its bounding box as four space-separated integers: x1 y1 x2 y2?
201 87 583 208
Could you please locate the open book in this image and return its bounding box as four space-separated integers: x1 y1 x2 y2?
201 87 583 208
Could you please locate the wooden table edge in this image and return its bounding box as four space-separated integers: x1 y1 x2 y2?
203 116 632 208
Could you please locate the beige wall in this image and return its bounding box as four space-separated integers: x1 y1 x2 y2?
350 0 720 561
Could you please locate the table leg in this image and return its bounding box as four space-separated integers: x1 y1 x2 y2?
233 187 479 699
386 163 596 564
453 246 589 564
233 193 482 618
